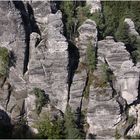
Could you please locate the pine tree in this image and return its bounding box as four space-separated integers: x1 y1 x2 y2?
64 106 83 139
115 22 130 45
36 114 65 139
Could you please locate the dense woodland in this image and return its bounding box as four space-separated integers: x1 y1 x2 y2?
60 1 140 63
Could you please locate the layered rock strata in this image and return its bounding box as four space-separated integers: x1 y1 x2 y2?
98 36 140 105
69 19 97 111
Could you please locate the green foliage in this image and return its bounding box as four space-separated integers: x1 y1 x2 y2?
12 117 29 138
131 38 140 62
33 88 49 114
115 21 130 45
115 129 121 139
115 21 140 63
101 63 108 83
36 114 65 139
102 1 130 36
76 5 104 39
0 47 9 77
90 12 105 39
83 72 93 99
60 1 77 40
101 1 140 63
76 5 90 27
86 41 96 73
102 1 140 36
93 63 114 88
95 64 108 88
64 106 84 139
35 106 86 139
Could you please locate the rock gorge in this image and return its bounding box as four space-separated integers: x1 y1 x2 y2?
0 0 140 139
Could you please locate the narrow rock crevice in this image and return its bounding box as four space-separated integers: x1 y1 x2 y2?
5 84 12 111
26 3 41 35
104 59 117 97
13 1 30 75
67 41 80 103
13 1 42 75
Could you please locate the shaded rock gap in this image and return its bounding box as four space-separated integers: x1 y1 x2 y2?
26 2 41 35
5 84 12 111
13 1 41 75
67 41 80 103
77 71 89 126
13 1 30 75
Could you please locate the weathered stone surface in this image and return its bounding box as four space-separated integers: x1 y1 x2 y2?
69 19 97 110
0 1 30 121
124 18 139 36
0 1 68 128
87 86 122 139
0 1 140 139
127 104 140 136
98 37 140 105
86 0 101 13
28 10 68 112
0 1 30 92
25 92 39 133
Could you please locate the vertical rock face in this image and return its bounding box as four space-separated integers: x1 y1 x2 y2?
0 1 30 119
87 86 123 139
123 18 140 137
86 37 126 139
0 1 30 92
98 37 140 105
28 4 68 112
0 1 69 123
69 19 97 110
0 1 140 139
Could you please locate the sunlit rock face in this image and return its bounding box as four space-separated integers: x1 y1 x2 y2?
0 1 68 126
87 85 123 139
69 19 97 111
86 0 101 13
28 10 68 112
86 36 126 139
98 37 140 105
116 61 139 104
124 18 139 36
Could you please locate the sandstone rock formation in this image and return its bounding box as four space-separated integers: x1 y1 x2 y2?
28 10 68 112
124 18 139 36
69 19 97 111
98 36 140 105
0 0 68 128
86 0 101 13
0 1 140 139
86 37 127 138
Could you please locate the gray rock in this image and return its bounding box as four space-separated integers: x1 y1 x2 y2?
86 0 101 13
124 18 139 36
87 85 122 139
69 19 97 110
98 37 140 105
28 10 68 112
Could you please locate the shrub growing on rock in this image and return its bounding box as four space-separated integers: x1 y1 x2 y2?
64 106 84 139
35 114 65 139
33 88 49 114
86 41 96 73
0 47 9 77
